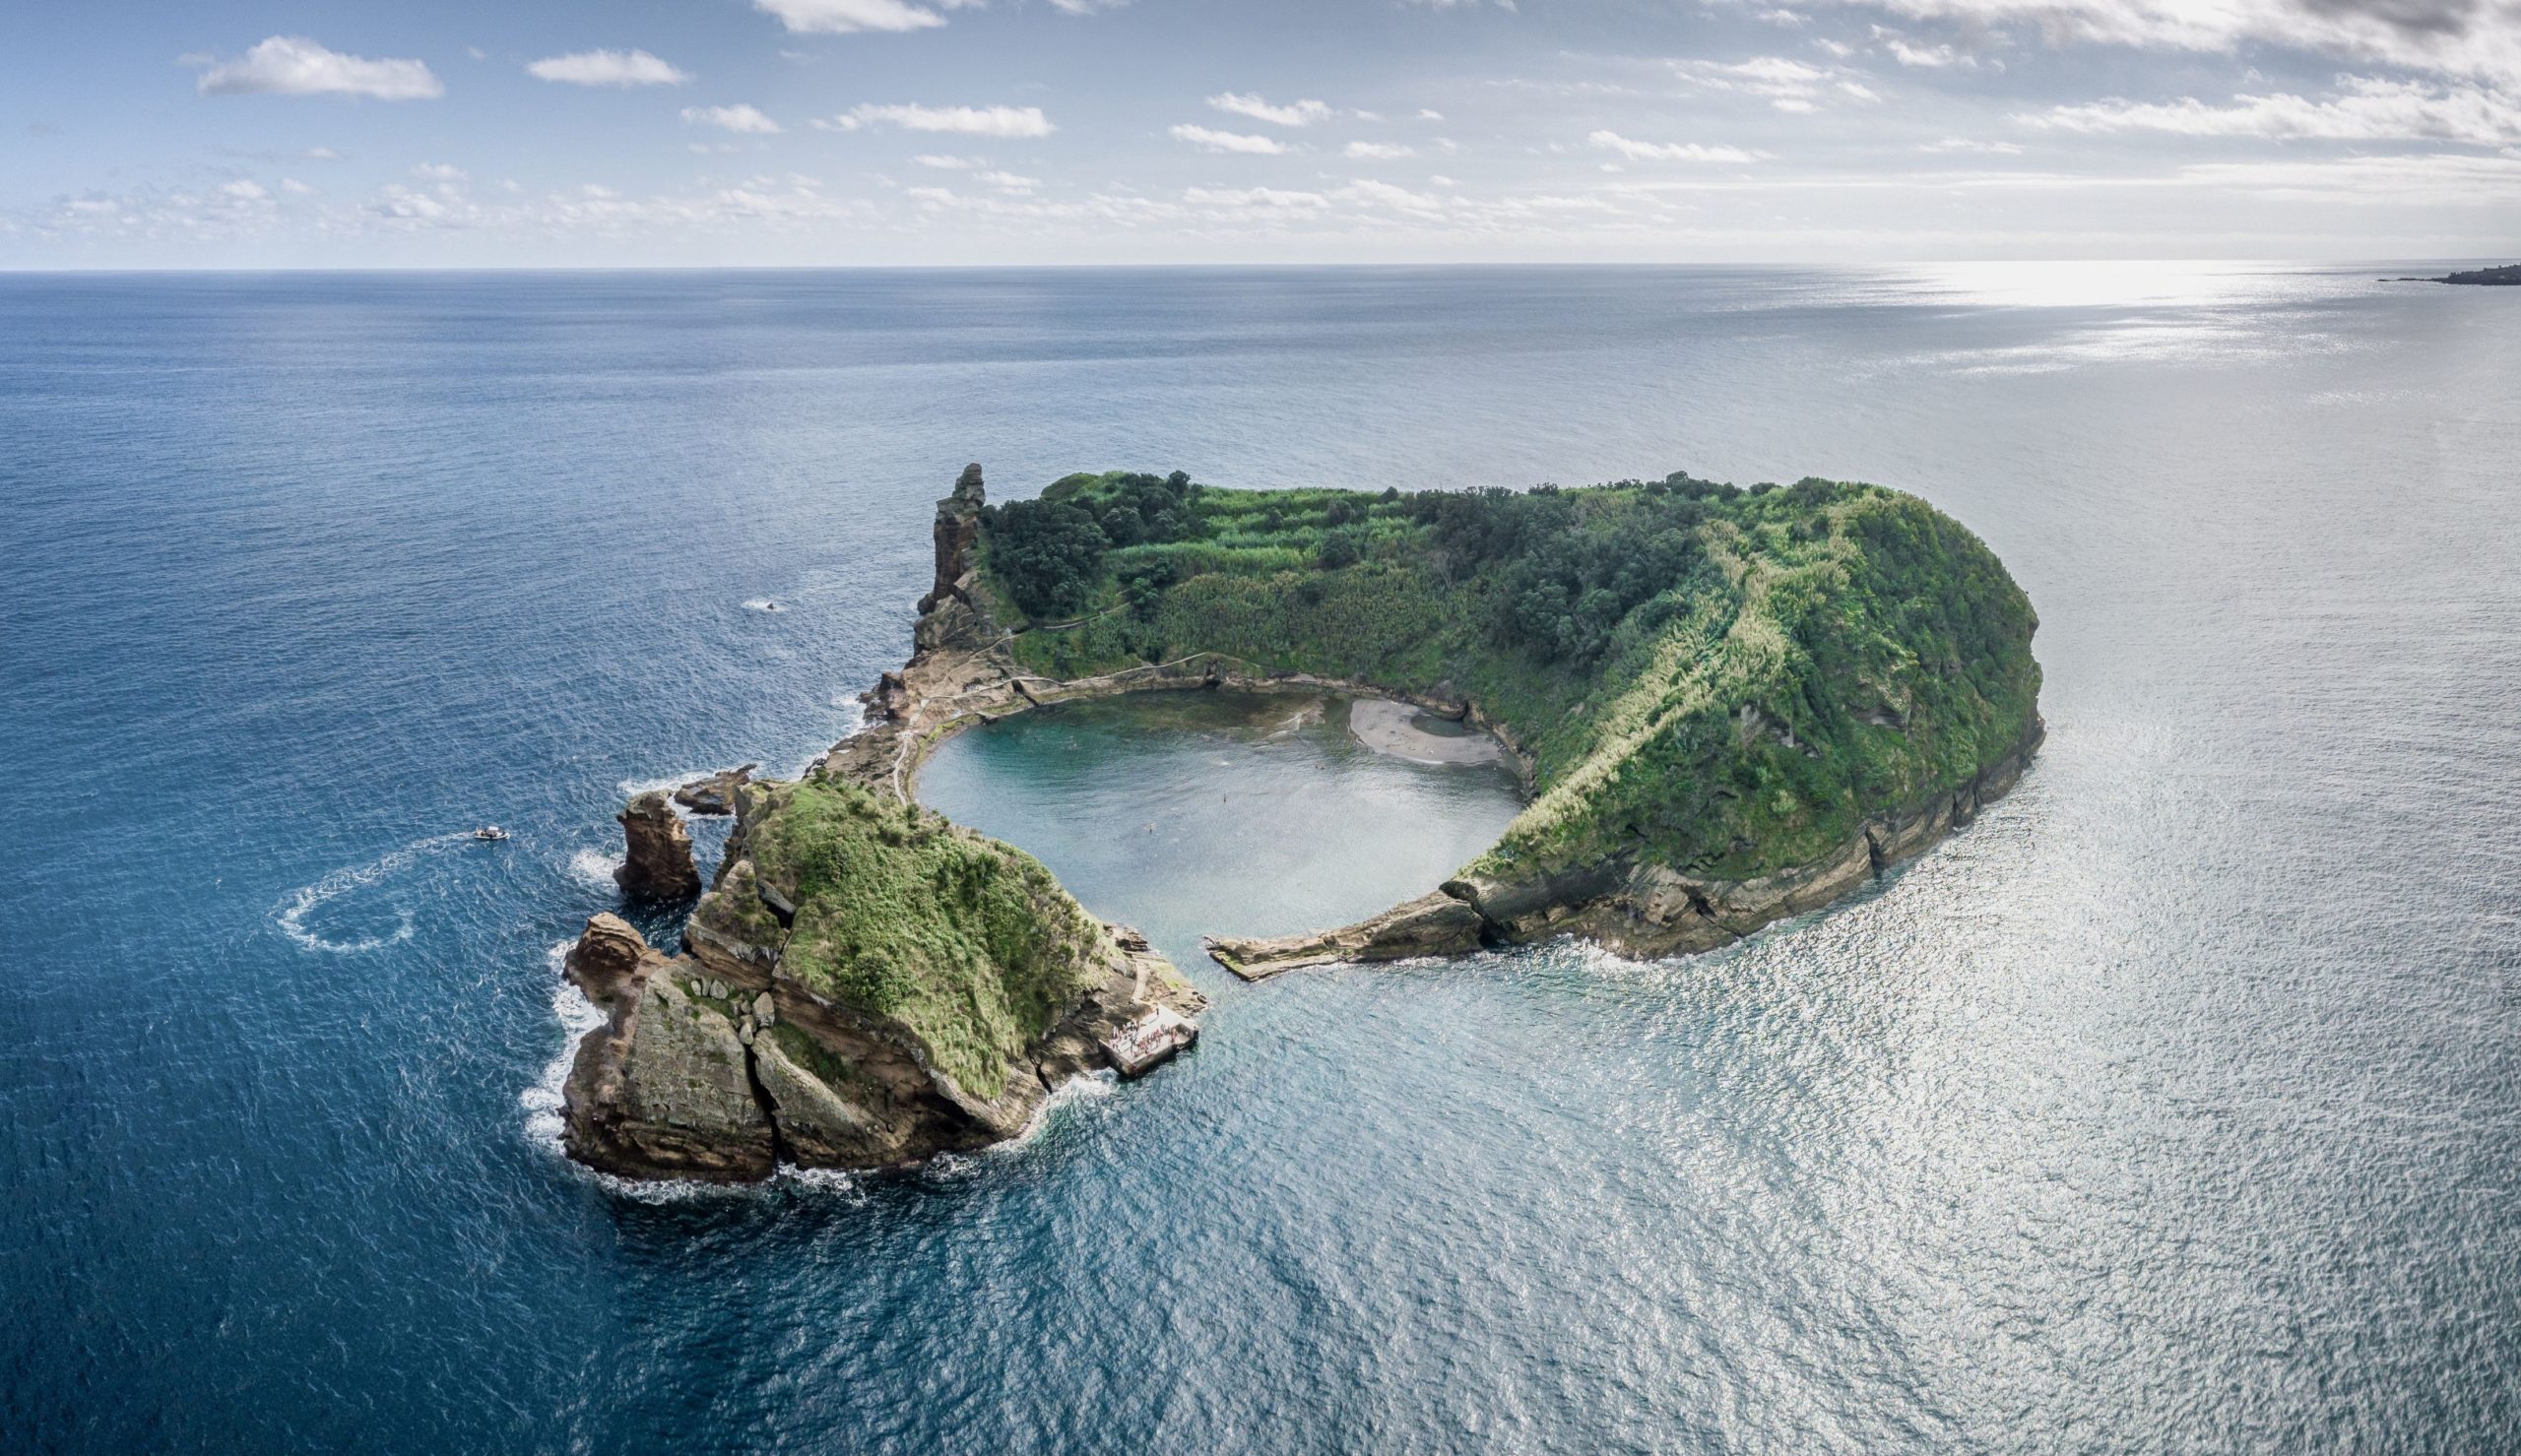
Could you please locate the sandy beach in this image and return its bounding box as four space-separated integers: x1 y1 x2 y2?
1345 698 1508 767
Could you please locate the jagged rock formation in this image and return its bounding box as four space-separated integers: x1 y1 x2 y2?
614 791 700 901
673 764 755 816
561 889 1200 1180
912 463 991 656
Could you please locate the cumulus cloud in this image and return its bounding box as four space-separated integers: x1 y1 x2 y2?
1345 141 1418 158
753 0 947 33
1206 92 1335 127
2025 76 2521 146
826 103 1054 136
1171 123 1285 154
1919 136 2028 153
412 161 467 180
194 36 442 99
911 153 981 168
1589 130 1763 162
526 49 689 87
682 103 783 134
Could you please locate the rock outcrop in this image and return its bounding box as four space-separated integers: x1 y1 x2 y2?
673 764 756 816
1206 890 1487 981
614 791 700 902
560 900 1201 1181
912 463 992 656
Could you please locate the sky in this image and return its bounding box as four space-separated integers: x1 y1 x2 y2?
5 0 2519 267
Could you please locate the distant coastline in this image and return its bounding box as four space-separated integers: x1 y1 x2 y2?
2386 264 2521 285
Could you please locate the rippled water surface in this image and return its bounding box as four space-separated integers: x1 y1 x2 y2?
3 266 2517 1452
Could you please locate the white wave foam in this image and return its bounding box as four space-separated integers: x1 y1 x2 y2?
273 832 469 954
988 1068 1120 1158
521 941 602 1153
566 847 625 892
614 770 712 800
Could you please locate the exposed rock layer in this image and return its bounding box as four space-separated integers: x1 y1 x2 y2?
614 791 700 901
561 909 1199 1182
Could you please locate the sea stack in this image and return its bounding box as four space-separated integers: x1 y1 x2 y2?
614 791 701 901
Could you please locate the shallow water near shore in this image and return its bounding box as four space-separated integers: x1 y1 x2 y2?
5 265 2519 1452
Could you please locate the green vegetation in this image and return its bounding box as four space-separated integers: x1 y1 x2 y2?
978 469 2039 888
731 777 1112 1099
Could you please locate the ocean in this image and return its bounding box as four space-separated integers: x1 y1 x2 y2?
3 264 2516 1451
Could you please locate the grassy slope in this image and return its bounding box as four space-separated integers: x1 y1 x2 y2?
706 778 1112 1099
985 472 2039 887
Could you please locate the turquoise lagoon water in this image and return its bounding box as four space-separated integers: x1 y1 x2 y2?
3 265 2517 1451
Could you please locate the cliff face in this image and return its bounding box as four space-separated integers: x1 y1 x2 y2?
912 462 993 656
614 791 700 901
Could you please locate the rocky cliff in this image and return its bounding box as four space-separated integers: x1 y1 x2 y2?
614 791 700 902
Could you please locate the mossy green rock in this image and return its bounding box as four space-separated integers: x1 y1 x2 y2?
733 777 1113 1101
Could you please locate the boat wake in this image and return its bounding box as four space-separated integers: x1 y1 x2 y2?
273 832 471 953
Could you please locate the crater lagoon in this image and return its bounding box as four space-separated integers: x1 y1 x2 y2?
916 690 1524 960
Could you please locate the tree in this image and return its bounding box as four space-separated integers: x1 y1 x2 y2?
990 499 1108 618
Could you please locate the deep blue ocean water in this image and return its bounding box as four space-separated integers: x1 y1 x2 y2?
4 265 2517 1452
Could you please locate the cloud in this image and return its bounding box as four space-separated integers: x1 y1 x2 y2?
911 154 981 168
526 49 689 87
218 179 271 202
1590 130 1763 162
1048 0 1130 12
194 36 442 99
412 161 467 180
1171 123 1286 154
1334 178 1446 213
303 146 344 160
280 177 317 194
1873 26 1981 67
2024 76 2521 146
682 104 783 134
1417 108 1447 121
1345 141 1419 158
976 169 1039 192
1182 186 1329 210
1668 55 1873 111
1206 92 1335 127
754 0 947 32
828 103 1055 136
1817 0 2521 88
1919 136 2027 153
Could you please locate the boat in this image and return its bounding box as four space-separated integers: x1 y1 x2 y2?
473 826 509 842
